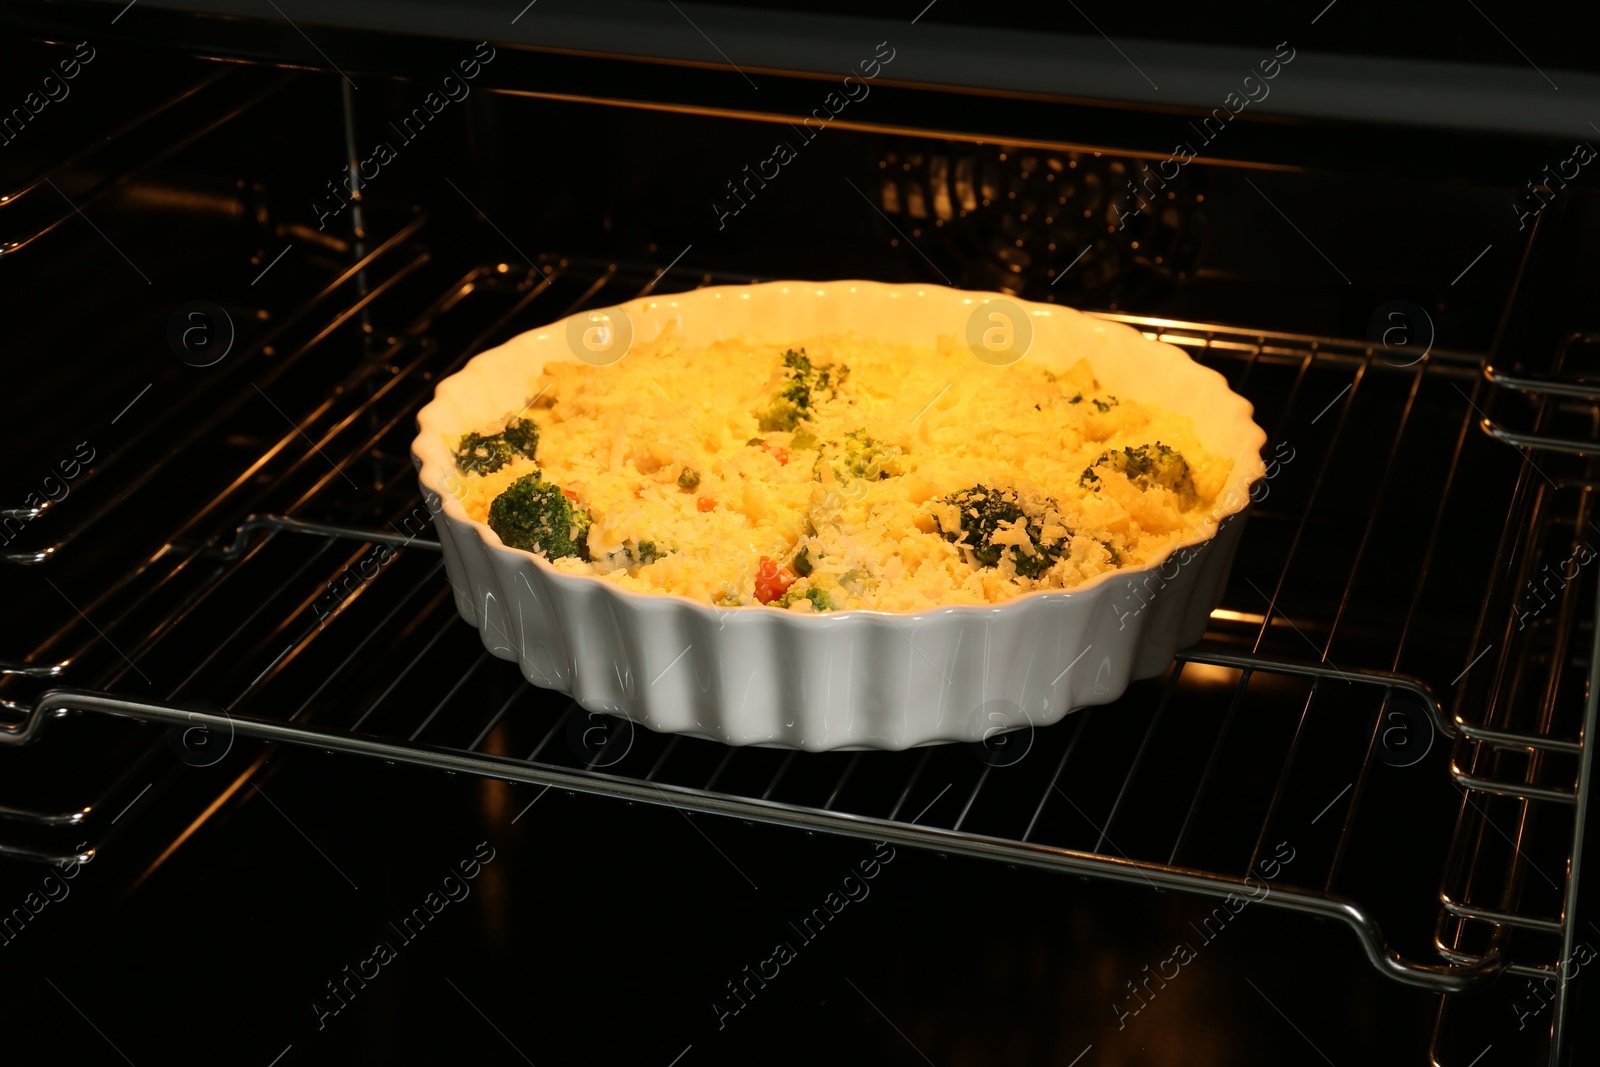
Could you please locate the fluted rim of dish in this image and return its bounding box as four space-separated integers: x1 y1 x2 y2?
412 280 1268 622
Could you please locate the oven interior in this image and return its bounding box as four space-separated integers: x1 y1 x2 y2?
1 14 1597 1067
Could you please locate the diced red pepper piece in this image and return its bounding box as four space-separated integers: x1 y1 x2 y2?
748 439 789 465
754 556 795 604
696 496 717 512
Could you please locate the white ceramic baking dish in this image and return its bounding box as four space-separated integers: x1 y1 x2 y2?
412 281 1266 750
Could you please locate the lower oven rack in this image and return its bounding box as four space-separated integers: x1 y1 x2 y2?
0 681 1519 995
0 251 1591 1040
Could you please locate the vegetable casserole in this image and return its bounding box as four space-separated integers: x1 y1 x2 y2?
446 330 1234 614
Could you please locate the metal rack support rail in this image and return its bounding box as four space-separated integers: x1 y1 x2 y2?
0 687 1509 994
1551 572 1600 1062
1428 198 1592 1065
0 70 297 259
0 66 233 210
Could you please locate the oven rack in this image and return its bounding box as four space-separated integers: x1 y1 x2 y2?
0 211 430 570
1427 201 1600 1066
0 235 695 849
2 250 1588 1012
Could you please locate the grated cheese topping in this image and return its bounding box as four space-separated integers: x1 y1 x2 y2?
449 329 1234 613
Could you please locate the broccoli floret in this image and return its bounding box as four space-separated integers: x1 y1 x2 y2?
839 569 870 594
677 467 700 492
792 545 814 577
500 417 541 456
757 348 849 431
938 484 1070 578
487 472 591 560
818 429 904 482
779 585 833 612
1066 393 1118 413
1080 442 1197 503
759 407 800 433
455 416 541 475
455 432 517 475
595 538 667 572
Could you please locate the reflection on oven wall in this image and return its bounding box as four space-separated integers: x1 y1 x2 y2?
869 143 1212 305
430 96 1542 353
